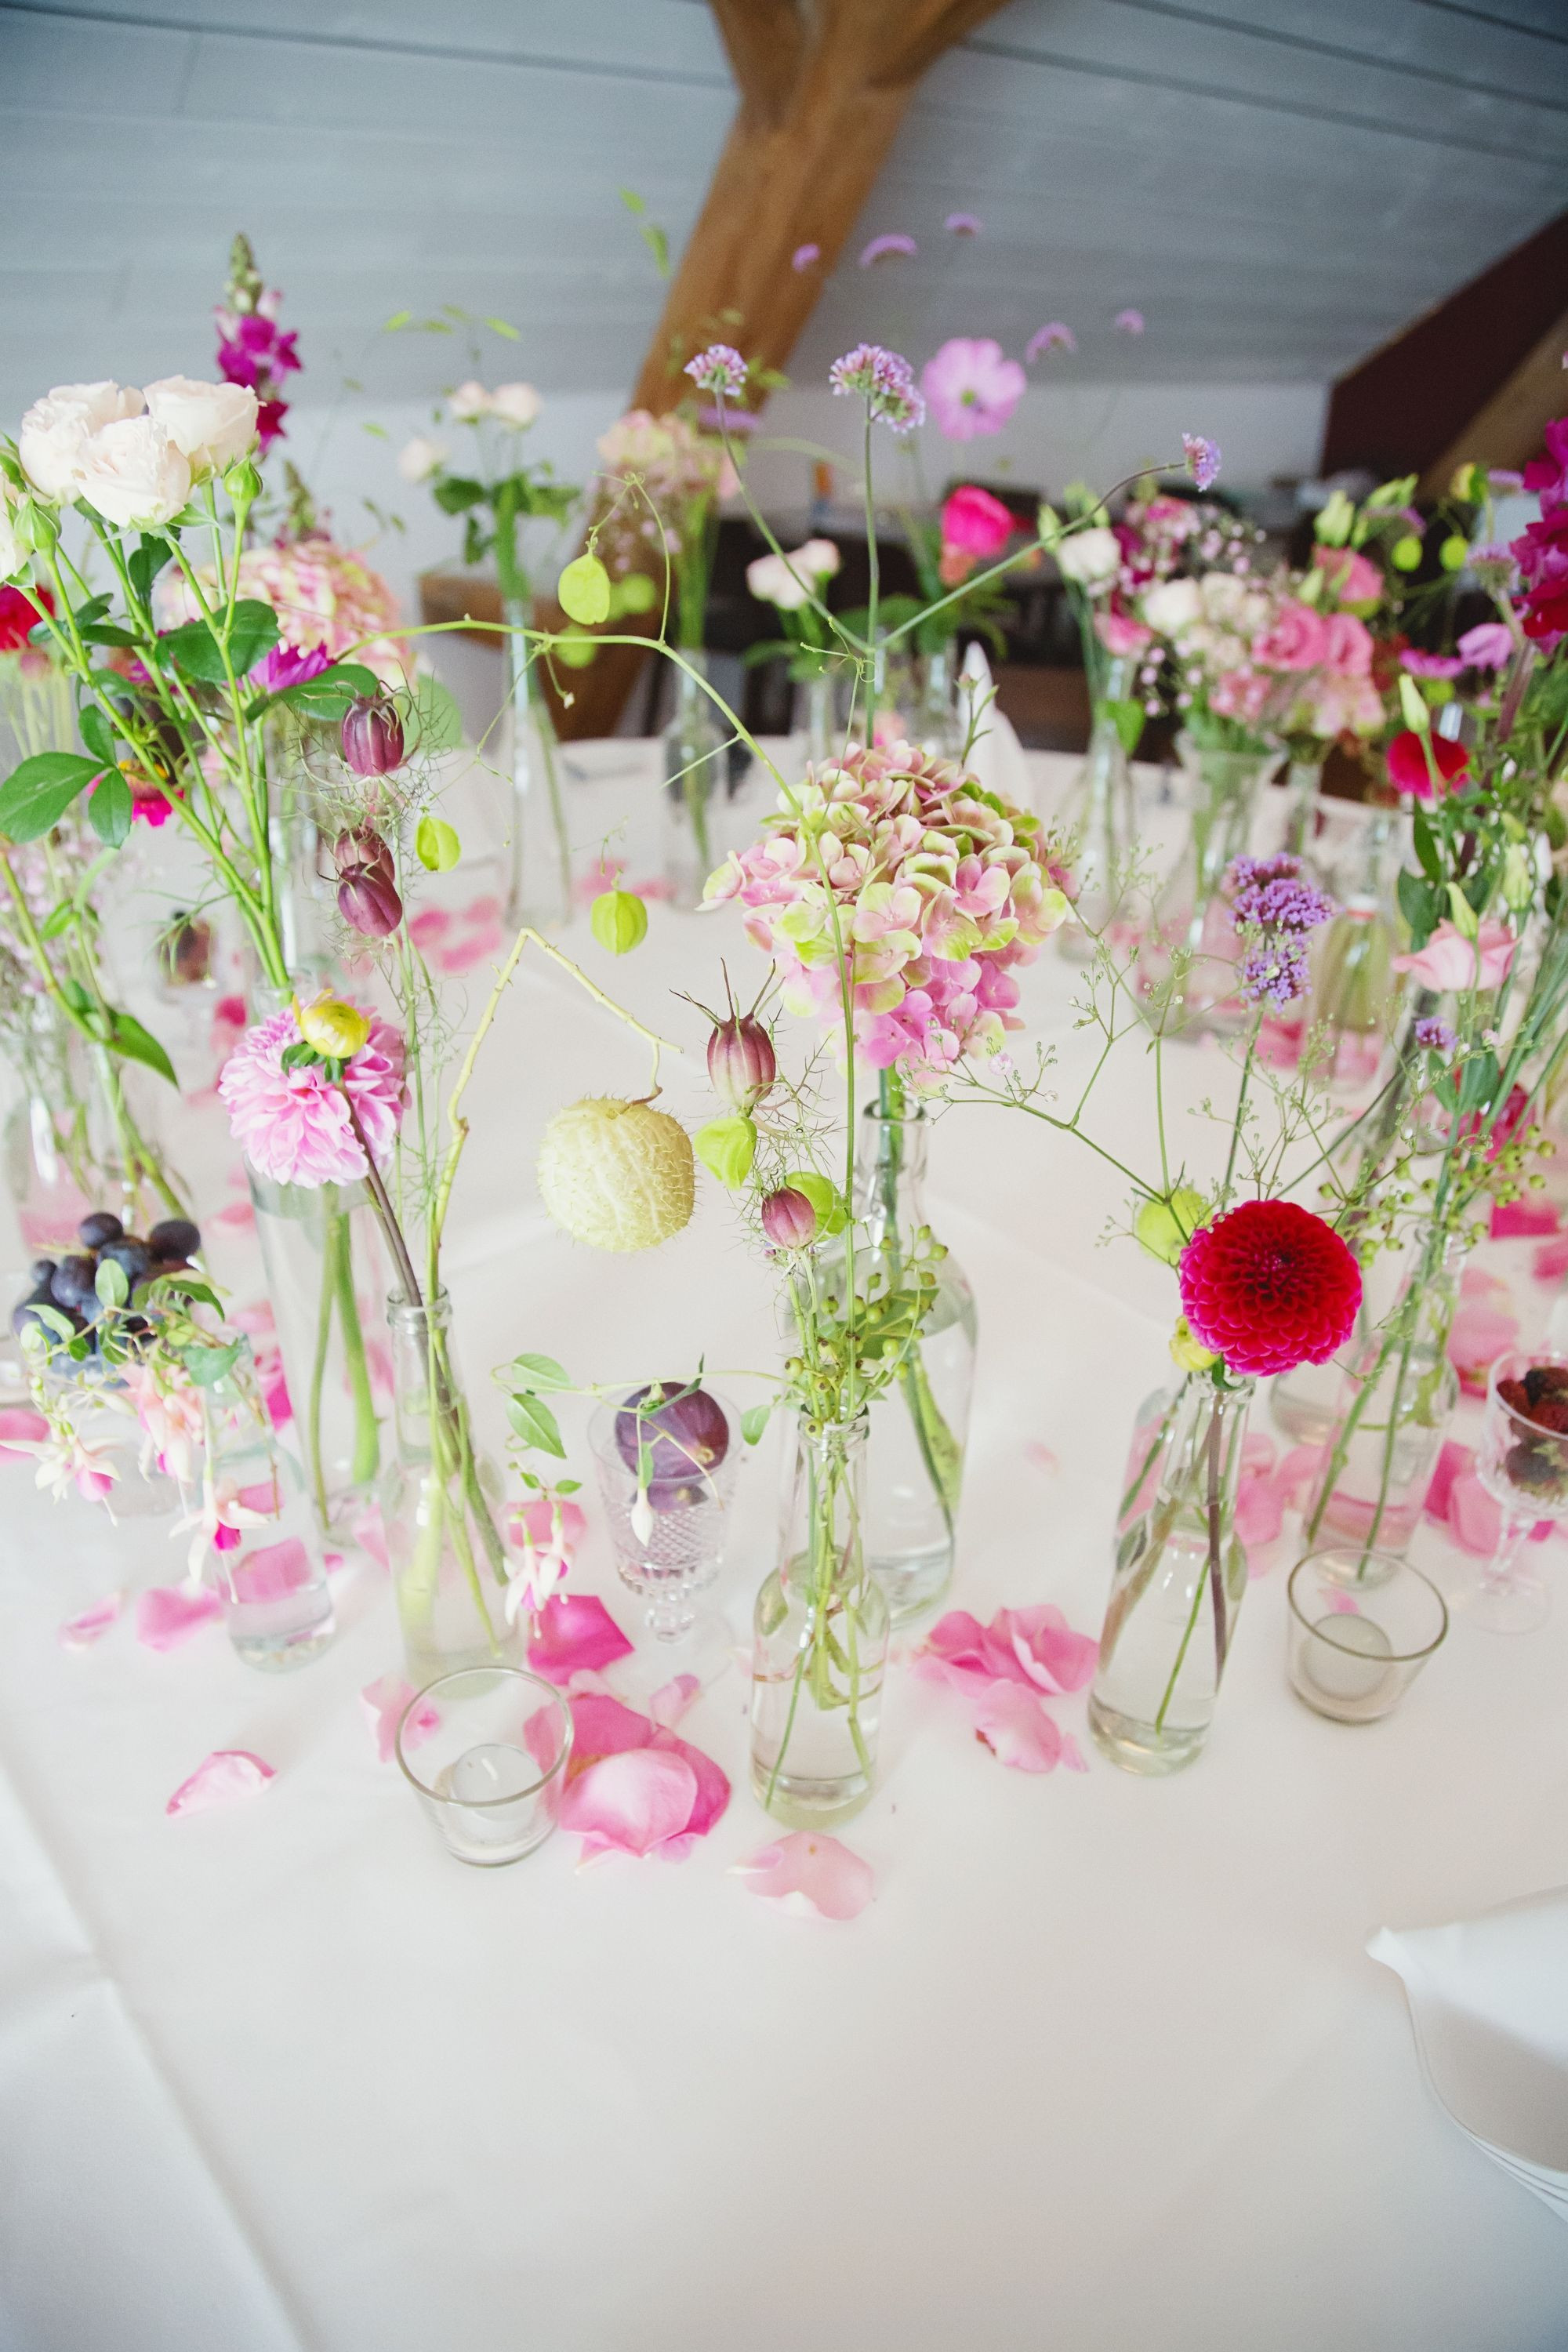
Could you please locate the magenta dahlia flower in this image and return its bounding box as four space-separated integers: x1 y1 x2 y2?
1178 1200 1361 1378
921 338 1025 441
219 1006 405 1189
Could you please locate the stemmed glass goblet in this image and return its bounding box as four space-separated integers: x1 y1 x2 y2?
1468 1352 1568 1635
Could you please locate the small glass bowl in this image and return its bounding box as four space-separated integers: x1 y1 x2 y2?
1287 1547 1447 1723
396 1666 572 1867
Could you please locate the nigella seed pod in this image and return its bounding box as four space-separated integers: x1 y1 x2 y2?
337 866 404 938
332 826 396 884
760 1186 818 1250
340 691 405 778
707 1012 776 1109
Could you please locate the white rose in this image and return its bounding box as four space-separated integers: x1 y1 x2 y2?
1054 525 1120 591
796 537 841 580
18 380 143 503
489 382 541 430
448 380 492 423
143 376 258 474
75 416 192 528
1142 576 1202 636
397 435 448 484
747 552 808 611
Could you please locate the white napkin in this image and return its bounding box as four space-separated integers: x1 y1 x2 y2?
959 643 1032 808
1369 1886 1568 2218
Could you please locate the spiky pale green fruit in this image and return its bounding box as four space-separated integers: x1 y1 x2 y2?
538 1098 694 1251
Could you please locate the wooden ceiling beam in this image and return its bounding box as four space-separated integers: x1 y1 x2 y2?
1419 305 1568 497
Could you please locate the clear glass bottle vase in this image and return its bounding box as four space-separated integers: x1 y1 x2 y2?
1058 666 1138 960
1142 737 1276 1033
1298 1231 1466 1565
382 1290 520 1686
190 1341 336 1669
750 1411 888 1826
1087 1371 1256 1774
1303 808 1402 1094
245 1164 388 1540
503 596 572 931
662 653 725 906
812 1094 976 1623
2 996 183 1253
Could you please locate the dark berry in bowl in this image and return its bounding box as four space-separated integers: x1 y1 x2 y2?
50 1254 100 1308
148 1217 200 1264
78 1210 124 1250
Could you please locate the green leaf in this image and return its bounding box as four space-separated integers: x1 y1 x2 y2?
162 1278 222 1312
78 706 117 766
432 476 486 515
78 622 138 648
94 1257 129 1310
484 315 521 340
412 673 463 751
87 767 132 848
0 752 103 840
1396 868 1441 949
416 815 462 872
506 1391 566 1457
1104 696 1145 757
1411 804 1442 883
28 1301 75 1342
783 1169 846 1235
383 310 412 331
129 537 174 601
741 1403 771 1445
106 1008 177 1088
557 553 612 626
1457 1049 1501 1117
183 1339 244 1388
162 597 279 684
503 1352 572 1392
38 900 75 942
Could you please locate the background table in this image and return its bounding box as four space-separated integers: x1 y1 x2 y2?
2 744 1566 2352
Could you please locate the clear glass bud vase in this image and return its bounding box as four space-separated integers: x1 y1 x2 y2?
1281 756 1324 863
503 596 572 931
245 1166 387 1541
662 655 725 906
191 1341 336 1670
1298 1232 1466 1565
1303 808 1402 1095
750 1412 888 1826
1088 1371 1256 1774
1142 738 1275 1033
815 1096 976 1623
3 997 183 1252
1058 666 1137 960
800 670 837 769
382 1290 520 1686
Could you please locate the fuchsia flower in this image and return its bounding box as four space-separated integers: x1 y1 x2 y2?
218 1002 405 1188
704 741 1070 1085
922 338 1025 440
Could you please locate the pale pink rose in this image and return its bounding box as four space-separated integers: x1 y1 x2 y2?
143 376 258 473
18 380 143 503
76 416 192 528
1095 608 1152 656
1312 544 1381 606
1321 610 1374 677
490 382 542 428
397 435 448 483
1306 673 1384 737
447 379 492 422
1254 600 1328 671
1392 918 1516 993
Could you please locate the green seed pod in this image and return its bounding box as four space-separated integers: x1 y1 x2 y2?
590 887 648 955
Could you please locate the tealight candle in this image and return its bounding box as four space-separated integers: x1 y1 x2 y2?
1305 1613 1395 1709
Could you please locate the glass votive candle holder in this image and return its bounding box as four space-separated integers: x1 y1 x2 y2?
589 1383 741 1642
1286 1547 1448 1723
396 1667 572 1867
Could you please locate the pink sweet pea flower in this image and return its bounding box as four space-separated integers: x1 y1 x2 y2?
732 1832 875 1919
920 338 1025 441
1392 918 1515 993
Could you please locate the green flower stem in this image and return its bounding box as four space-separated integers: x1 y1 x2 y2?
330 1216 379 1490
306 1224 335 1526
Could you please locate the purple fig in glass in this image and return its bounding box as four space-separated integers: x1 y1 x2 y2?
340 691 405 777
337 865 404 938
614 1380 730 1510
706 1011 776 1109
760 1186 817 1250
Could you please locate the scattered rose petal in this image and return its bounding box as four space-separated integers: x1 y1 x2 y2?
361 1674 440 1764
350 1501 388 1569
213 1198 256 1230
560 1747 698 1863
408 908 451 947
1024 1439 1058 1472
971 1680 1069 1772
1492 1199 1559 1240
791 241 820 272
565 1690 729 1856
165 1749 274 1817
1534 1234 1568 1284
0 1407 49 1458
60 1591 122 1648
993 1604 1098 1693
649 1672 702 1728
1447 1299 1519 1396
229 1536 313 1605
528 1594 633 1684
1450 1468 1502 1556
1425 1438 1472 1525
1279 1443 1327 1511
732 1831 873 1920
136 1583 221 1652
1326 1590 1363 1614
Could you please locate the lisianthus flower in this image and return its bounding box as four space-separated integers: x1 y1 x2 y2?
1312 544 1381 607
1386 729 1468 798
219 1002 405 1187
1456 620 1515 669
1400 649 1465 680
1178 1200 1362 1378
940 484 1013 562
1392 919 1515 995
921 339 1025 441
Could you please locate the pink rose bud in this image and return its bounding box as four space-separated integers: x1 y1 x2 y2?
760 1186 817 1250
340 691 405 777
337 866 403 938
707 1013 777 1110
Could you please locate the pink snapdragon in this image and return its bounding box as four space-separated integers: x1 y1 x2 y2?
219 1004 405 1188
704 742 1069 1085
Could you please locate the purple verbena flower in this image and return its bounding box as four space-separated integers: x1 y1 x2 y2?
829 344 925 434
1239 938 1310 1008
684 343 748 397
1228 854 1334 939
1414 1016 1457 1054
1183 434 1221 492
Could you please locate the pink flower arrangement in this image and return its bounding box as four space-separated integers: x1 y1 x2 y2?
1392 919 1516 994
705 742 1071 1085
920 338 1025 441
219 1003 405 1187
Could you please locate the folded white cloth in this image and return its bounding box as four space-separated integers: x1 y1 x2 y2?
1370 1886 1568 2219
960 642 1033 808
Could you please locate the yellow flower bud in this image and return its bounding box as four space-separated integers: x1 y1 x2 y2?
1136 1188 1207 1266
294 993 370 1060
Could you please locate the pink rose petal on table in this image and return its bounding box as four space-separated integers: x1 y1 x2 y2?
567 1691 729 1844
993 1604 1098 1693
229 1536 312 1605
361 1674 440 1764
1448 1299 1519 1396
165 1750 274 1817
1279 1444 1327 1511
1534 1234 1568 1284
559 1747 698 1863
1425 1439 1472 1525
213 1198 256 1230
136 1583 221 1652
1450 1469 1503 1556
971 1681 1072 1773
1236 1465 1287 1563
0 1407 49 1458
60 1591 122 1649
1491 1199 1559 1240
408 908 451 948
528 1594 633 1683
349 1501 388 1569
1326 1590 1363 1614
732 1832 874 1921
650 1672 702 1728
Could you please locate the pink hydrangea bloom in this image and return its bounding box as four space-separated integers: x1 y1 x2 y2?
704 742 1069 1085
159 533 408 685
921 338 1025 441
219 1004 405 1188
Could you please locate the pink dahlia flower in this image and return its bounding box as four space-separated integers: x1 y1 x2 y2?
219 1005 405 1189
920 338 1025 441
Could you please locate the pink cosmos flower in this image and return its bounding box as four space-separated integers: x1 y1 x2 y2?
921 338 1025 441
1254 600 1328 672
1392 918 1516 993
218 1004 405 1188
1312 544 1381 606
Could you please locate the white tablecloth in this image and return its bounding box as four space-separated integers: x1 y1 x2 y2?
2 742 1566 2352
